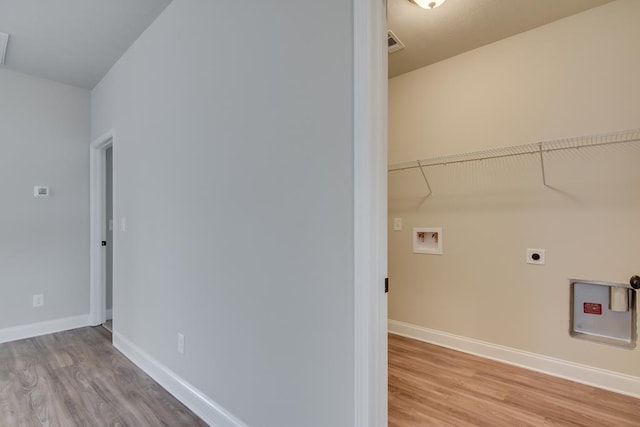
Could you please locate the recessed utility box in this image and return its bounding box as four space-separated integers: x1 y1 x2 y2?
413 227 443 255
569 279 636 349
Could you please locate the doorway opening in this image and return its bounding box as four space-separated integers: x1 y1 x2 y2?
103 146 113 332
89 131 115 335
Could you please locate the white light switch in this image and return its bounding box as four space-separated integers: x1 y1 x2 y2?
178 333 185 354
121 217 126 232
393 218 402 231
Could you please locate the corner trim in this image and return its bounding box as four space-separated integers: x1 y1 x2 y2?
0 315 90 344
389 319 640 398
113 332 248 427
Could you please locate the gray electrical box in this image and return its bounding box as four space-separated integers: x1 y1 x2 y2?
570 279 636 349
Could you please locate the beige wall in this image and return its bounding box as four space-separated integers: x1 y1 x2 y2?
388 0 640 376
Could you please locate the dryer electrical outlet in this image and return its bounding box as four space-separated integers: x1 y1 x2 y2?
526 248 545 265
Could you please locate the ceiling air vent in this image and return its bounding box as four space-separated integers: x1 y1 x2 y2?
0 32 8 65
388 30 405 53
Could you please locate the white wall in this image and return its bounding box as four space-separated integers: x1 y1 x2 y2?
0 68 90 329
389 0 640 378
91 1 354 426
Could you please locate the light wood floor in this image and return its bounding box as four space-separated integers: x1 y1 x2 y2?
389 334 640 426
0 326 206 426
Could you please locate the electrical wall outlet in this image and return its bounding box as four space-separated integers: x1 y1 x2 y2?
526 248 545 265
178 333 185 354
33 294 44 307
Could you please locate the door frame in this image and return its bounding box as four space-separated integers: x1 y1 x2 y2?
353 0 388 425
89 130 115 327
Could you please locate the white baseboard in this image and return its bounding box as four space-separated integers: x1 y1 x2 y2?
0 314 90 344
113 332 248 427
389 319 640 399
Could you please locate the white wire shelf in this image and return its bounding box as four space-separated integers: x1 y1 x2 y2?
388 128 640 198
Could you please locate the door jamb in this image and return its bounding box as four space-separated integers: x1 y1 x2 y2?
89 130 115 327
353 0 388 425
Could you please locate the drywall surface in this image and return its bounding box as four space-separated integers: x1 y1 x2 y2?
389 0 640 376
0 68 90 328
91 1 354 425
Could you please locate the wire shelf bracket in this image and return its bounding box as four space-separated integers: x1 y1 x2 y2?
417 160 433 199
538 143 547 187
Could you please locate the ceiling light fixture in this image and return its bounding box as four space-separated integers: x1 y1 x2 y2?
411 0 447 10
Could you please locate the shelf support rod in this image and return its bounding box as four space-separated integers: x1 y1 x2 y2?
538 143 547 186
417 160 433 198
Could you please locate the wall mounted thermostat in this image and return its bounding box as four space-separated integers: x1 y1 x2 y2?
33 186 50 197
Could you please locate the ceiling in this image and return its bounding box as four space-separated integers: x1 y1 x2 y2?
0 0 616 87
388 0 614 78
0 0 173 89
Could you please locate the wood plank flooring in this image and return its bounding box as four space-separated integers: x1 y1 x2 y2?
389 333 640 426
3 327 638 426
0 326 207 426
